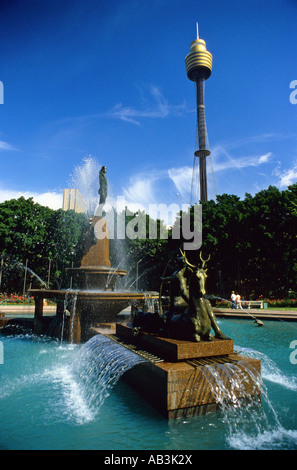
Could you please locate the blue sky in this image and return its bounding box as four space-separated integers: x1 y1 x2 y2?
0 0 297 212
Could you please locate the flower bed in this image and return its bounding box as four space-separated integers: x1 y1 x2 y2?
0 293 35 305
215 299 232 308
263 298 297 308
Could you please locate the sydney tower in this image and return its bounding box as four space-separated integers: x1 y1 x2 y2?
185 23 213 202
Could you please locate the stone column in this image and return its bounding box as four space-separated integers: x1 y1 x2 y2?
33 296 44 335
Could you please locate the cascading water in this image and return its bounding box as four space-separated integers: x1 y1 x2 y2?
196 332 297 450
201 361 266 448
59 291 69 343
71 334 148 416
68 292 78 344
105 264 124 290
241 345 297 392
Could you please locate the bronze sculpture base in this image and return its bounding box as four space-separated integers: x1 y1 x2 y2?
116 323 234 362
96 323 261 419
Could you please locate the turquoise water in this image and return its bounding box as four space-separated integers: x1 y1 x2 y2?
0 318 297 450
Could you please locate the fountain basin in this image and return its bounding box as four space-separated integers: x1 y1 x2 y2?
29 288 159 343
66 266 128 290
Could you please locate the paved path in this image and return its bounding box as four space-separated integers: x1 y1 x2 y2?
0 305 56 321
1 304 296 322
214 307 297 321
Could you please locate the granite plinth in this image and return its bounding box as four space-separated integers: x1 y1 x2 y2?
67 216 127 290
116 323 234 362
81 217 111 267
98 323 261 418
123 353 261 419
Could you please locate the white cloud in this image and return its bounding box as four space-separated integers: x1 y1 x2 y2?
119 168 184 214
34 192 63 209
167 150 273 203
106 85 188 126
209 134 277 174
167 153 273 193
258 153 272 164
122 172 159 205
274 162 297 188
53 84 189 128
0 188 63 210
168 166 192 198
212 148 273 172
0 140 16 151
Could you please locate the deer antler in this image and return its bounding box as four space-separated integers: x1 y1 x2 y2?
179 248 196 269
199 251 211 269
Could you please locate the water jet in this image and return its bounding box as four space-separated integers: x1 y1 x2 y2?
29 166 158 343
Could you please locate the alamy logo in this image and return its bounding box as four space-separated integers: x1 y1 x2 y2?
289 80 297 104
93 199 202 251
289 340 297 365
0 81 3 104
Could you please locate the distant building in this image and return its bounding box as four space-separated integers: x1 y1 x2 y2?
62 189 87 214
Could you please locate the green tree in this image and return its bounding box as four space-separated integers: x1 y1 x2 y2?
173 184 297 299
200 185 297 298
46 208 88 289
0 197 88 293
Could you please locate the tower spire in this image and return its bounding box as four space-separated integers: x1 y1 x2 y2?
185 24 212 203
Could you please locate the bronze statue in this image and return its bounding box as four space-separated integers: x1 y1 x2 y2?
163 251 229 342
133 250 229 342
98 166 108 207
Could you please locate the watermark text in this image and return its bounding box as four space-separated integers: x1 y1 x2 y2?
0 81 3 104
0 341 3 364
94 198 202 251
289 340 297 364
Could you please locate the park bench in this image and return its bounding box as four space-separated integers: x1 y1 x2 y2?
246 300 264 309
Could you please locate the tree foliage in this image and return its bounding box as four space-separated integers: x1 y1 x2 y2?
0 183 296 299
200 184 297 299
0 197 88 292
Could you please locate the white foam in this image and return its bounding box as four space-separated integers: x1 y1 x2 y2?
209 345 297 449
0 373 43 399
236 345 297 392
228 426 297 450
45 365 96 425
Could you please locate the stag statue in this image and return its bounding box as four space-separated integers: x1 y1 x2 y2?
162 251 229 342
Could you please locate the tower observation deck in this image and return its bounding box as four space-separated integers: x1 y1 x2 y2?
185 23 213 203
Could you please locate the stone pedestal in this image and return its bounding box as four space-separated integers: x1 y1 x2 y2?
116 323 234 362
66 266 127 291
123 353 261 419
66 216 127 291
81 217 111 268
103 324 262 419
